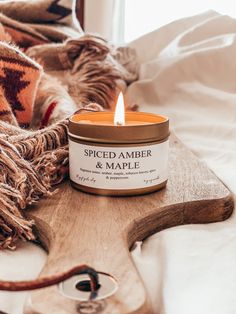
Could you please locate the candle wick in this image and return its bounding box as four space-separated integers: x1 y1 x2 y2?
115 121 124 126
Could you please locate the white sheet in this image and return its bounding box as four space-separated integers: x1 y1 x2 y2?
1 10 236 314
128 10 236 314
0 242 46 314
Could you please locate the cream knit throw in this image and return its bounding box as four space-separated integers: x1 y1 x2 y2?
0 120 68 249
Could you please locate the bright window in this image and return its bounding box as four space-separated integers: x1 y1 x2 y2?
124 0 236 42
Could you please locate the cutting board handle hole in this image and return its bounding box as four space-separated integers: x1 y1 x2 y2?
76 280 101 292
59 273 118 301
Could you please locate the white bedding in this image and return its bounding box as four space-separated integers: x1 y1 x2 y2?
1 10 236 314
129 11 236 314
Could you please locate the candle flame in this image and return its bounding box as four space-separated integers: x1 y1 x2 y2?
114 92 125 126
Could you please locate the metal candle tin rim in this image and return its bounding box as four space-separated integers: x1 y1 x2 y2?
69 112 169 144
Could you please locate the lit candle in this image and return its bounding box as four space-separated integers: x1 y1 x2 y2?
69 92 169 196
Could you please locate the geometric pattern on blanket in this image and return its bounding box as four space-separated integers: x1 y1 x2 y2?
0 42 42 127
48 0 72 20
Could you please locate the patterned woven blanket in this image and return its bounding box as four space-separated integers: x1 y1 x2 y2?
0 0 138 249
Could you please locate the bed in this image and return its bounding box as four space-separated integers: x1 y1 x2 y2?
1 10 236 314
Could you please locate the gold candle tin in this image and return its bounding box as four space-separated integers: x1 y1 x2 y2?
69 112 169 196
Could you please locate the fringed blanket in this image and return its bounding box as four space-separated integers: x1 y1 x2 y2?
0 0 138 249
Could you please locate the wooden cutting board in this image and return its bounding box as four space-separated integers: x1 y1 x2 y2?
24 135 234 314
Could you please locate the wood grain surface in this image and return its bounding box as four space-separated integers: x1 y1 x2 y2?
24 135 234 314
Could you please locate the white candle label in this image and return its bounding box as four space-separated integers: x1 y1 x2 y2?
69 141 169 190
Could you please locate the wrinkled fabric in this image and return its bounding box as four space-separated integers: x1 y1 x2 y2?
128 11 236 314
